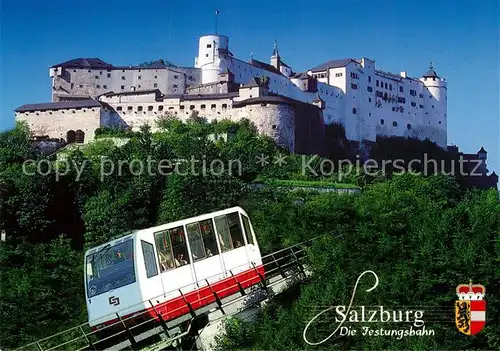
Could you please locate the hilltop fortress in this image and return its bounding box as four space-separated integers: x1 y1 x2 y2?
16 34 448 153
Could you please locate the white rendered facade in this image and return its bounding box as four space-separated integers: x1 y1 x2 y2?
193 34 447 147
21 33 447 149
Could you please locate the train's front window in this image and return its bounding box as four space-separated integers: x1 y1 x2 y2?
85 239 135 298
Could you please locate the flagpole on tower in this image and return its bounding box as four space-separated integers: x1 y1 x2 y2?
215 10 220 35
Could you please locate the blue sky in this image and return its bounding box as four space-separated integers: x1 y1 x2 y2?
1 0 498 174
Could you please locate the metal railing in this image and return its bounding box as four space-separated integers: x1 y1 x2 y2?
16 233 339 351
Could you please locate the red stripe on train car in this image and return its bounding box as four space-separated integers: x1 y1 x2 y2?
92 265 265 331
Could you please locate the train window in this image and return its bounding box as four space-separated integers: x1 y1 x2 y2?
169 226 190 267
214 215 233 252
154 230 175 271
200 219 219 256
241 214 254 245
186 223 205 261
187 219 220 261
141 240 158 278
227 213 245 248
85 239 135 298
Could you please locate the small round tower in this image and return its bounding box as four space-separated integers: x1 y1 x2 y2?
420 62 447 147
195 35 229 84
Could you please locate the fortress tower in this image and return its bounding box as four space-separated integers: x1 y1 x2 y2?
195 35 229 84
420 62 447 146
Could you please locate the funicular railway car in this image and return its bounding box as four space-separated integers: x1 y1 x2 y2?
84 207 264 335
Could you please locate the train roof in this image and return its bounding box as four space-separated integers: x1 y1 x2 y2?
84 206 247 255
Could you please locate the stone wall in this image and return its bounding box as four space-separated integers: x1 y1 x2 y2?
16 107 101 143
233 103 295 152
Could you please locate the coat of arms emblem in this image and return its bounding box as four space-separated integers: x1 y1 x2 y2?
455 280 486 335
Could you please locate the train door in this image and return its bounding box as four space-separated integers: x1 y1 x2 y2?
137 238 165 305
186 218 226 286
154 227 196 300
214 211 251 276
239 212 262 267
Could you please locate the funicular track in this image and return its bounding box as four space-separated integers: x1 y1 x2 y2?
17 234 340 351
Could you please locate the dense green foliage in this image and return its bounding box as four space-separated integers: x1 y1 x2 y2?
216 176 500 350
0 120 498 350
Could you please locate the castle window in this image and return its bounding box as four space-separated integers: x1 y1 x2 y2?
397 96 406 103
96 85 100 88
127 106 133 111
73 70 76 72
75 130 85 143
352 107 357 114
419 93 423 98
174 75 178 79
121 85 125 90
88 70 91 73
419 104 424 108
369 113 371 116
399 86 403 93
154 83 158 88
190 105 195 110
335 73 343 77
138 85 141 88
407 124 412 129
122 76 126 80
272 125 277 129
410 89 416 96
95 76 99 79
376 80 379 87
117 106 122 111
393 121 398 127
169 107 174 110
380 119 384 125
389 84 392 91
138 76 142 80
154 76 158 79
122 70 125 72
71 83 74 89
138 106 143 111
384 83 387 89
211 104 216 109
222 104 228 109
180 105 185 110
158 106 164 111
367 86 373 92
148 106 153 111
411 102 416 107
439 121 442 124
432 105 434 109
429 94 432 98
368 76 371 82
79 85 83 88
107 73 111 78
392 107 395 111
67 130 76 143
200 104 206 109
206 54 209 57
103 85 107 89
369 98 372 102
351 83 358 90
207 44 212 48
173 84 178 88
